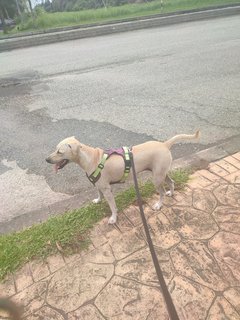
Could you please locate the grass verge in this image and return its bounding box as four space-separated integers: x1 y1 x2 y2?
10 0 240 33
0 168 190 281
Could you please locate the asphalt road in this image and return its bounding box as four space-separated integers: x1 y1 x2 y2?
0 15 240 230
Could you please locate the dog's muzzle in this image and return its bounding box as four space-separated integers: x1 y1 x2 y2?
46 157 69 173
46 157 53 164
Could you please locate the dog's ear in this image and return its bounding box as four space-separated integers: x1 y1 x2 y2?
68 143 82 154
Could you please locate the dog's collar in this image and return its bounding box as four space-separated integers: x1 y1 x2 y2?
86 147 132 185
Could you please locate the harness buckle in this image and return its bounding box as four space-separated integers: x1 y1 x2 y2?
98 163 105 169
125 166 130 173
87 174 96 185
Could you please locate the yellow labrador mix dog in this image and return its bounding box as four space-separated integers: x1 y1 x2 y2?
46 131 200 224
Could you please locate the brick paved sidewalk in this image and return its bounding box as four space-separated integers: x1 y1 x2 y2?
1 153 240 320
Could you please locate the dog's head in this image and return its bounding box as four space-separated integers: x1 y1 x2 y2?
46 136 81 173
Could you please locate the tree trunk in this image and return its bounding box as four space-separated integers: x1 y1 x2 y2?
0 6 7 33
15 0 22 16
101 0 107 9
27 0 33 12
3 6 9 19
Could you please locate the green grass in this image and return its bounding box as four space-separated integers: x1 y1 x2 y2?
169 168 191 189
11 0 240 33
0 168 189 281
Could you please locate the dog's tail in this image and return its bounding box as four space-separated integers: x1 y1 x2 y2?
164 130 200 149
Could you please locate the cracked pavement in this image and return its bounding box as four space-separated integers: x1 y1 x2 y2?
1 153 240 319
0 15 240 230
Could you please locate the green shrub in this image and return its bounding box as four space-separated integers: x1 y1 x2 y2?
13 0 240 32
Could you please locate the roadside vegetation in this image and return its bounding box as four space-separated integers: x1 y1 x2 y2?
1 0 240 34
0 168 190 281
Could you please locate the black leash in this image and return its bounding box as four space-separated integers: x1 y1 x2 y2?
130 153 180 320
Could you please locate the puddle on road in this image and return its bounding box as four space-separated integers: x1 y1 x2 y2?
0 159 72 224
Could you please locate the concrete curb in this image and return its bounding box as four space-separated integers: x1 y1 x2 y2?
0 5 240 52
1 136 239 235
1 3 239 40
173 134 240 170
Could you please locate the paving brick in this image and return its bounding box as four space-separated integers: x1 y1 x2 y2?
0 274 16 297
224 155 240 169
224 171 240 184
116 212 134 233
224 288 240 314
208 163 229 177
207 296 240 319
232 152 240 161
109 230 145 260
123 206 142 226
79 244 95 257
29 259 50 282
215 159 238 173
172 189 193 207
46 254 65 273
68 304 105 320
97 220 120 240
14 263 33 292
13 281 47 318
89 225 108 248
197 169 220 182
63 253 82 265
188 172 213 188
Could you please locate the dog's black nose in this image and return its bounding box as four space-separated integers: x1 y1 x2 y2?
46 158 51 163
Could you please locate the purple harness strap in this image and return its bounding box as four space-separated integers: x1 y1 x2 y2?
104 147 125 158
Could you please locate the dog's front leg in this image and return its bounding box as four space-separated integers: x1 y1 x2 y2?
92 190 103 204
101 187 118 224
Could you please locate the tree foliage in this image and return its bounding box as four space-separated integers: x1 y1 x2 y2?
0 0 34 32
0 0 32 18
41 0 151 12
0 0 18 18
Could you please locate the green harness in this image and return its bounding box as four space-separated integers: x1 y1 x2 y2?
87 146 132 185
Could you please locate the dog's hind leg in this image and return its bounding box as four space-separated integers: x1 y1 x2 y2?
165 174 174 197
152 171 166 211
92 190 103 204
152 184 165 211
101 187 118 224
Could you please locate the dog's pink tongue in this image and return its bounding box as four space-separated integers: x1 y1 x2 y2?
54 164 59 173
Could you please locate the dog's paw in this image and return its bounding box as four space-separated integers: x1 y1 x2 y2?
166 190 173 197
152 202 162 211
92 198 101 204
108 216 117 224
